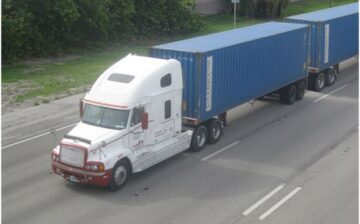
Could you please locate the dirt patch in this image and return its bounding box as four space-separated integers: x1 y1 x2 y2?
2 81 91 114
23 55 81 66
2 80 36 113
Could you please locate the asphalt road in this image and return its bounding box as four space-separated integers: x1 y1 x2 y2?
2 58 358 224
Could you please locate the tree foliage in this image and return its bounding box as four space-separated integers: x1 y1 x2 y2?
2 0 203 63
233 0 289 18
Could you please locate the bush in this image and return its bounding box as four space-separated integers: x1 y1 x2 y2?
134 0 203 36
2 0 203 63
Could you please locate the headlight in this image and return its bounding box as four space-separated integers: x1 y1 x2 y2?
91 164 98 170
85 163 104 172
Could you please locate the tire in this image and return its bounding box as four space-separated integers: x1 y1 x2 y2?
190 125 208 152
296 80 306 100
314 72 325 92
109 159 131 191
280 84 297 105
325 68 337 86
307 75 315 91
207 119 223 144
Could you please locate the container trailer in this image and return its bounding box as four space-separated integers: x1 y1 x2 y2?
285 3 359 91
52 22 310 190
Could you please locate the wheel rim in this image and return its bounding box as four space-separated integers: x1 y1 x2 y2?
196 130 206 147
211 124 221 140
114 165 127 186
317 74 325 89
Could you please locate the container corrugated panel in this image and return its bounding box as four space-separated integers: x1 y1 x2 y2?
285 3 358 71
150 22 309 122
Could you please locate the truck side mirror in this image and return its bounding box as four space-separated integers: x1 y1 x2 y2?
141 112 149 130
79 99 84 118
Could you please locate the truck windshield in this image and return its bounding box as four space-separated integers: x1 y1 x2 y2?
82 104 129 130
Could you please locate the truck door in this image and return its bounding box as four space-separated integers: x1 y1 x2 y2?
129 106 146 150
154 94 175 143
129 106 156 168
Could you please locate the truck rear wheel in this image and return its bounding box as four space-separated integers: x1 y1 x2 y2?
296 80 306 100
207 119 223 144
314 72 325 91
190 125 208 152
280 84 297 105
109 159 131 191
325 68 337 86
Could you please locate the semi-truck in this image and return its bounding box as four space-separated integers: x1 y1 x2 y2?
52 21 310 190
51 3 358 190
285 3 358 91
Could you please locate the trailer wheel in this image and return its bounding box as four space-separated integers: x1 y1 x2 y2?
190 125 208 152
207 119 223 144
314 72 325 92
109 159 131 191
296 80 306 100
307 75 315 91
280 84 297 105
325 68 337 86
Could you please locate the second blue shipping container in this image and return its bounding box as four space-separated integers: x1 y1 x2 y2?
285 3 358 72
150 22 310 122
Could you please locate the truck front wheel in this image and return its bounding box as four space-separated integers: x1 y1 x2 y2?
190 125 208 152
109 159 131 191
207 119 223 144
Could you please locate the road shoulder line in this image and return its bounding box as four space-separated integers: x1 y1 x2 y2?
313 83 350 103
2 123 77 150
242 183 285 216
201 141 241 161
259 187 302 220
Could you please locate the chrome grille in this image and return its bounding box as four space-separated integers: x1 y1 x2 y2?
60 146 85 167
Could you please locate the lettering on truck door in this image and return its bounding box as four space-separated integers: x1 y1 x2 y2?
129 106 152 165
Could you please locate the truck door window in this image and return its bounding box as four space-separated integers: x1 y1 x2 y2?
165 100 171 119
131 107 144 127
161 73 172 87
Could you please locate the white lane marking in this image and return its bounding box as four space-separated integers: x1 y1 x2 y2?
201 141 241 162
313 83 350 103
2 122 77 150
259 187 302 220
242 183 285 216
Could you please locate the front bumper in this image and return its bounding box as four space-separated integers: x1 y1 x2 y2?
52 161 111 187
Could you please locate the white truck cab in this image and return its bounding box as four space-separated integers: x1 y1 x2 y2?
52 55 193 190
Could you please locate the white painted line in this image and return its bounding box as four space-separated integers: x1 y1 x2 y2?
2 122 77 150
201 141 241 162
313 83 350 103
259 187 302 220
242 183 285 216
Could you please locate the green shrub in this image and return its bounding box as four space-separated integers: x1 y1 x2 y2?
2 0 203 63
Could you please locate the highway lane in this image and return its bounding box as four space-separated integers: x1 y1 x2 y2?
2 59 358 224
239 131 358 224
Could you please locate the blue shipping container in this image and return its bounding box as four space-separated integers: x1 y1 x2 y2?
285 3 358 72
150 22 310 122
